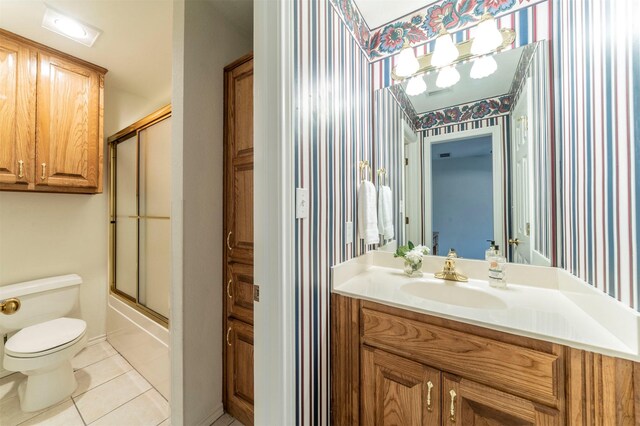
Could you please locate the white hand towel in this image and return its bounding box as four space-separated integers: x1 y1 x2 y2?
358 181 379 245
377 185 395 239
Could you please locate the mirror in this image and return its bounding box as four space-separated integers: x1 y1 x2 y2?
374 41 553 265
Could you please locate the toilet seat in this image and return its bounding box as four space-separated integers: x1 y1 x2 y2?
5 318 87 358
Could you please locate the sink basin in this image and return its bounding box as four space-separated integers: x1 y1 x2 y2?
401 281 507 310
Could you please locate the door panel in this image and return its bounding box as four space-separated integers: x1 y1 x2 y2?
442 374 560 426
227 263 254 324
361 346 441 426
0 36 35 187
36 52 101 189
226 318 254 426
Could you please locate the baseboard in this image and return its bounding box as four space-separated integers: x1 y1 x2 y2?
87 334 107 345
197 403 225 426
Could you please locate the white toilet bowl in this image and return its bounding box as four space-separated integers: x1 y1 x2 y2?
4 317 87 412
0 274 85 412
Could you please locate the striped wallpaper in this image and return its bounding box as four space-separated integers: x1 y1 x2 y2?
553 0 639 308
291 0 640 424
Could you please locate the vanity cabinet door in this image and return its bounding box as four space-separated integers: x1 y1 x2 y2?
361 346 441 426
442 374 560 426
35 51 103 192
0 34 36 189
226 318 254 426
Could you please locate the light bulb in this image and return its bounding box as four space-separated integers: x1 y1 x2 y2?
53 17 87 38
395 46 420 77
405 75 427 96
470 55 498 79
431 30 459 68
471 14 503 55
436 65 460 88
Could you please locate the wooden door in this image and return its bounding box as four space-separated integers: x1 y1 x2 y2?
223 53 254 425
361 347 441 426
35 51 103 191
226 318 254 426
0 34 36 189
225 56 254 264
442 374 560 425
510 78 532 264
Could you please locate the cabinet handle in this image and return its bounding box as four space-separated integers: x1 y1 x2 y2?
40 163 46 180
449 389 457 423
226 231 233 250
18 160 24 178
426 380 434 412
227 279 233 298
226 327 232 346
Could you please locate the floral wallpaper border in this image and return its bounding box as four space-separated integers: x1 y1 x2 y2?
388 84 420 129
330 0 545 61
414 94 513 130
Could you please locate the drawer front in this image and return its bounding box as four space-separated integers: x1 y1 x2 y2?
361 308 561 407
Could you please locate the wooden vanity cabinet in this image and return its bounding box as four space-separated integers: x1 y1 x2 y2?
332 294 640 425
0 29 106 194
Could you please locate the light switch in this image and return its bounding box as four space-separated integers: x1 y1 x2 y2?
345 221 353 245
296 188 309 219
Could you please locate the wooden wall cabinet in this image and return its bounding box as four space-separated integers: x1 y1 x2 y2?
332 294 640 425
0 29 106 194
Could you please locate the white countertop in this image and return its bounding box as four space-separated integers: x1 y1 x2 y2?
331 251 640 362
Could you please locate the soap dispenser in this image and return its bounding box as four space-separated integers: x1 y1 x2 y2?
485 240 496 261
488 245 507 288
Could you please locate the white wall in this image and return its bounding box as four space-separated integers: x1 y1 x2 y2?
171 1 252 424
0 83 168 343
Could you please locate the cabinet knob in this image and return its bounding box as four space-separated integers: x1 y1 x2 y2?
226 326 232 346
40 163 47 181
426 380 434 412
18 160 24 179
227 279 233 298
226 231 233 251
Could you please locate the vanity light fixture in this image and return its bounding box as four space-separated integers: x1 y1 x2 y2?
470 12 503 55
470 55 498 79
42 6 101 47
436 65 460 88
431 26 459 68
405 75 427 96
395 42 420 78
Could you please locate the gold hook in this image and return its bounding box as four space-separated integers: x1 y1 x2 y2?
359 160 371 182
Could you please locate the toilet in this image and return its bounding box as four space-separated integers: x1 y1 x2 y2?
0 274 86 412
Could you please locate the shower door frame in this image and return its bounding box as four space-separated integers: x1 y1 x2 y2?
108 105 172 327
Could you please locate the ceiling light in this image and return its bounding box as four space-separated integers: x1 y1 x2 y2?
395 44 420 78
405 75 427 96
436 65 460 88
470 55 498 79
431 27 459 68
42 7 101 47
471 13 503 55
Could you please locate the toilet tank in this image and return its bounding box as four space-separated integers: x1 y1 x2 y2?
0 274 82 335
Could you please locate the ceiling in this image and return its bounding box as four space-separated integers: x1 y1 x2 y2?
352 0 433 29
400 46 525 113
0 0 173 105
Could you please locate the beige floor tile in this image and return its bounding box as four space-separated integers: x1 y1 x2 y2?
0 373 24 401
229 420 245 426
157 419 170 426
0 395 67 426
18 399 83 426
72 341 118 370
74 369 152 424
89 389 169 426
211 413 235 426
73 354 133 397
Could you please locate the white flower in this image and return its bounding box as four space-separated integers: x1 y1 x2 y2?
405 249 424 264
412 244 430 255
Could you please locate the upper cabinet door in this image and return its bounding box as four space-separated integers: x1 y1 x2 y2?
35 52 103 192
225 57 254 263
0 35 36 188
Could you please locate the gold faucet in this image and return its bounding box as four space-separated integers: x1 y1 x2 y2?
435 249 468 282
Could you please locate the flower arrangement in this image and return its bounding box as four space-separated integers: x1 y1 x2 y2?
394 241 430 277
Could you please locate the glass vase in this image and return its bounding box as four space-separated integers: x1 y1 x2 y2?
403 259 423 277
